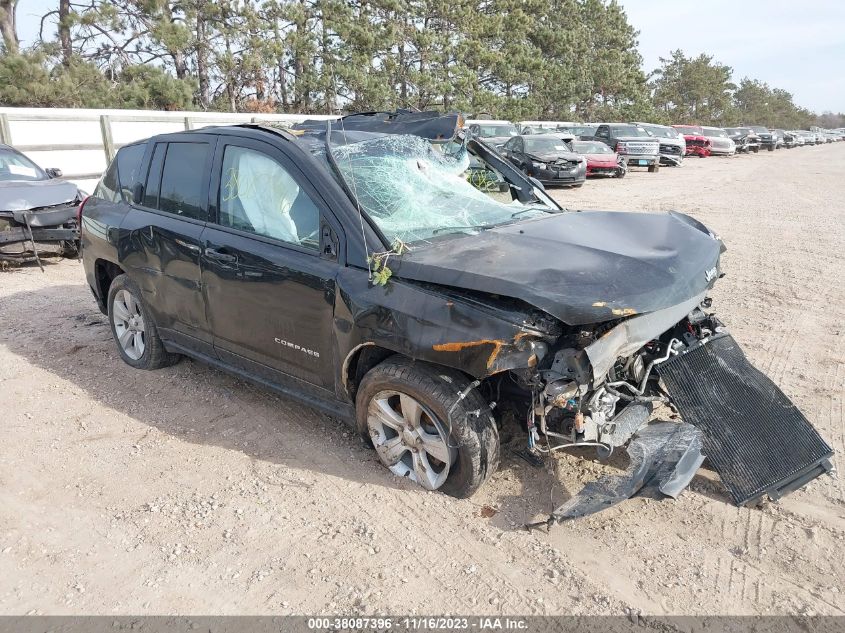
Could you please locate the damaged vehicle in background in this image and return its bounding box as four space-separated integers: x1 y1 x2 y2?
0 143 82 268
570 140 626 178
78 111 833 522
747 125 777 151
500 134 586 187
724 127 760 153
634 122 685 166
701 127 736 156
672 125 712 157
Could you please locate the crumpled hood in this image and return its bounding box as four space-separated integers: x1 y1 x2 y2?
0 179 79 212
392 210 723 326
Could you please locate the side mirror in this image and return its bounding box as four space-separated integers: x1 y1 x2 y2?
132 182 145 205
46 167 63 178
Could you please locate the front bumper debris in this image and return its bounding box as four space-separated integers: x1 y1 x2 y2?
527 422 704 528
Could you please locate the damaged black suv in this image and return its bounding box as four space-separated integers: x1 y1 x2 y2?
80 112 832 514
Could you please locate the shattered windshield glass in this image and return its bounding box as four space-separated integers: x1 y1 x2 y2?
330 134 554 243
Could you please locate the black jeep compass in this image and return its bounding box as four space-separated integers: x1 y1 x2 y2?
79 111 831 512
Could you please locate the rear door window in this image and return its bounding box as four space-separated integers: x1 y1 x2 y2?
158 143 209 220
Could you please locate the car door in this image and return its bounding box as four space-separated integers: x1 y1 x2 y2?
118 134 216 355
200 136 342 392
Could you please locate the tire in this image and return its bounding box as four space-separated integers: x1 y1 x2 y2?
356 357 499 498
107 274 181 370
615 168 626 179
752 147 759 153
648 163 659 173
767 145 774 152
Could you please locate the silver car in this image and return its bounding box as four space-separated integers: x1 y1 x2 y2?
635 122 685 166
701 127 736 156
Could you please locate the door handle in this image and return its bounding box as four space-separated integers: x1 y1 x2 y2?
204 247 237 263
174 238 201 253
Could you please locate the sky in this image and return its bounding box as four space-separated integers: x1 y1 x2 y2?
618 0 845 113
14 0 845 114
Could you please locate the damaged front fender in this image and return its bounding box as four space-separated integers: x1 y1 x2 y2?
333 268 561 399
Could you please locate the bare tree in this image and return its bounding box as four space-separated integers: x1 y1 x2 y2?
0 0 18 54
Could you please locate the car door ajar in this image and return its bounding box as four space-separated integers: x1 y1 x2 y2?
200 136 342 393
118 134 216 356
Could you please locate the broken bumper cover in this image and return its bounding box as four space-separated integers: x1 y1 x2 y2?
530 422 704 526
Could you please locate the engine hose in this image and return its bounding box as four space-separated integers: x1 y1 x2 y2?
605 385 668 403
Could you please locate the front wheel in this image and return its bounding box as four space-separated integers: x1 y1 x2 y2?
615 167 626 178
356 357 499 498
107 274 181 370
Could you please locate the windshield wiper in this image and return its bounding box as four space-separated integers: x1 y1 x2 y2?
431 223 495 235
510 206 560 219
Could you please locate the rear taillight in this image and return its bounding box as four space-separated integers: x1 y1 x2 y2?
77 195 90 228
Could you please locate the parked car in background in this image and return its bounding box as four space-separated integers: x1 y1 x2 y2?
466 120 519 147
500 134 587 186
701 127 736 156
672 125 712 157
0 143 83 266
775 130 797 148
724 127 759 153
570 140 626 178
747 125 776 151
634 122 685 166
566 123 599 139
790 131 805 147
588 123 660 172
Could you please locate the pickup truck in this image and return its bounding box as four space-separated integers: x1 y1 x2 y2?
586 123 660 172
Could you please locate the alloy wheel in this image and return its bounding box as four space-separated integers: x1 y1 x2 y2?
112 289 146 360
366 390 456 490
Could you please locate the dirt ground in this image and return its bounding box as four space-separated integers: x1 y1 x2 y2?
1 144 843 617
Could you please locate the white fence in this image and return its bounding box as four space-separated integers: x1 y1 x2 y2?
0 107 337 192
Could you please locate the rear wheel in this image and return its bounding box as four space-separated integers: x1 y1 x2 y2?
648 163 660 173
356 357 499 498
107 274 180 370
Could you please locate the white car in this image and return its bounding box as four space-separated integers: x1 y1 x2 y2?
701 126 736 155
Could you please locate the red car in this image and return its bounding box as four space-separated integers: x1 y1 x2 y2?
672 125 712 157
570 140 625 177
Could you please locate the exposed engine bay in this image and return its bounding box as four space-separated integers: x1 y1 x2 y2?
479 300 833 525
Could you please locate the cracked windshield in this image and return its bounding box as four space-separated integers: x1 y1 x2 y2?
330 134 556 243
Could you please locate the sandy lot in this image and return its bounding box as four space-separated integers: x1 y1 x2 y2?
1 144 843 616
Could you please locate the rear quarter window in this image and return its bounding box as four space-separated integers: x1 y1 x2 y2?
94 143 147 204
116 143 146 202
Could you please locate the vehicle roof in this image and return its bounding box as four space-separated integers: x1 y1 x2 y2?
520 133 570 139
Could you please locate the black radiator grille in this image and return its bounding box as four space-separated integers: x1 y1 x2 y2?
659 334 833 505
